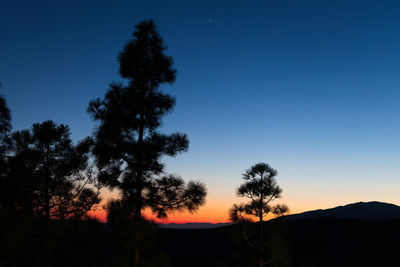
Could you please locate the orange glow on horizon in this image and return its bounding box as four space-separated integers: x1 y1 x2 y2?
88 201 307 224
88 187 312 224
88 206 232 224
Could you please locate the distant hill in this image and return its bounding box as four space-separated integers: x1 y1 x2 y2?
158 201 400 229
158 222 232 229
283 201 400 221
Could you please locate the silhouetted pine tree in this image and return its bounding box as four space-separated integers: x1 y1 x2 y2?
0 82 11 176
0 87 101 265
0 83 12 217
88 20 206 266
230 163 289 267
7 120 101 220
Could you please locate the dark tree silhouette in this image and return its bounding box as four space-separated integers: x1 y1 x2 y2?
229 163 289 267
88 20 206 266
0 84 12 218
4 120 101 220
0 82 11 175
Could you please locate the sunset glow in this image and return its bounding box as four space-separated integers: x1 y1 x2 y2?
3 1 400 266
3 1 400 225
88 187 351 224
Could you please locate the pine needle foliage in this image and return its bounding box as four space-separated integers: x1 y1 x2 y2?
5 120 101 220
230 163 289 267
88 20 206 221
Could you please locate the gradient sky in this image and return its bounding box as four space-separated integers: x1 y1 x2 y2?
2 0 400 223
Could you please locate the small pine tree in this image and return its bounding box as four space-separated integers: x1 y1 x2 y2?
230 163 289 267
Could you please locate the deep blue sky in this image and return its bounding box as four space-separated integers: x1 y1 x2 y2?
2 0 400 220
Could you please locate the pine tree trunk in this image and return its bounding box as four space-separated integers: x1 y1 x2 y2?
44 146 50 220
133 90 145 267
133 192 142 267
44 147 52 266
133 247 140 267
44 177 50 220
259 194 264 267
259 216 264 267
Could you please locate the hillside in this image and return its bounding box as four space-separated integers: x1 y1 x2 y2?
283 201 400 221
158 222 232 229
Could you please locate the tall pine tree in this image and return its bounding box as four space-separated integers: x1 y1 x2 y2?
88 20 206 266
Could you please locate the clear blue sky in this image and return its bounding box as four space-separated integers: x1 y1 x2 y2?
1 0 400 221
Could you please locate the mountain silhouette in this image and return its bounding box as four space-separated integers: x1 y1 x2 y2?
158 201 400 229
283 201 400 221
158 222 232 229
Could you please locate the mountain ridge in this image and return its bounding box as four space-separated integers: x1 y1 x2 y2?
159 201 400 229
282 201 400 221
158 222 232 229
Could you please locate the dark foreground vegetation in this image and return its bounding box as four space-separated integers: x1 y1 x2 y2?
2 213 400 266
157 217 400 267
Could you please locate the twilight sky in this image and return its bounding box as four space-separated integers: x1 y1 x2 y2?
1 0 400 223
